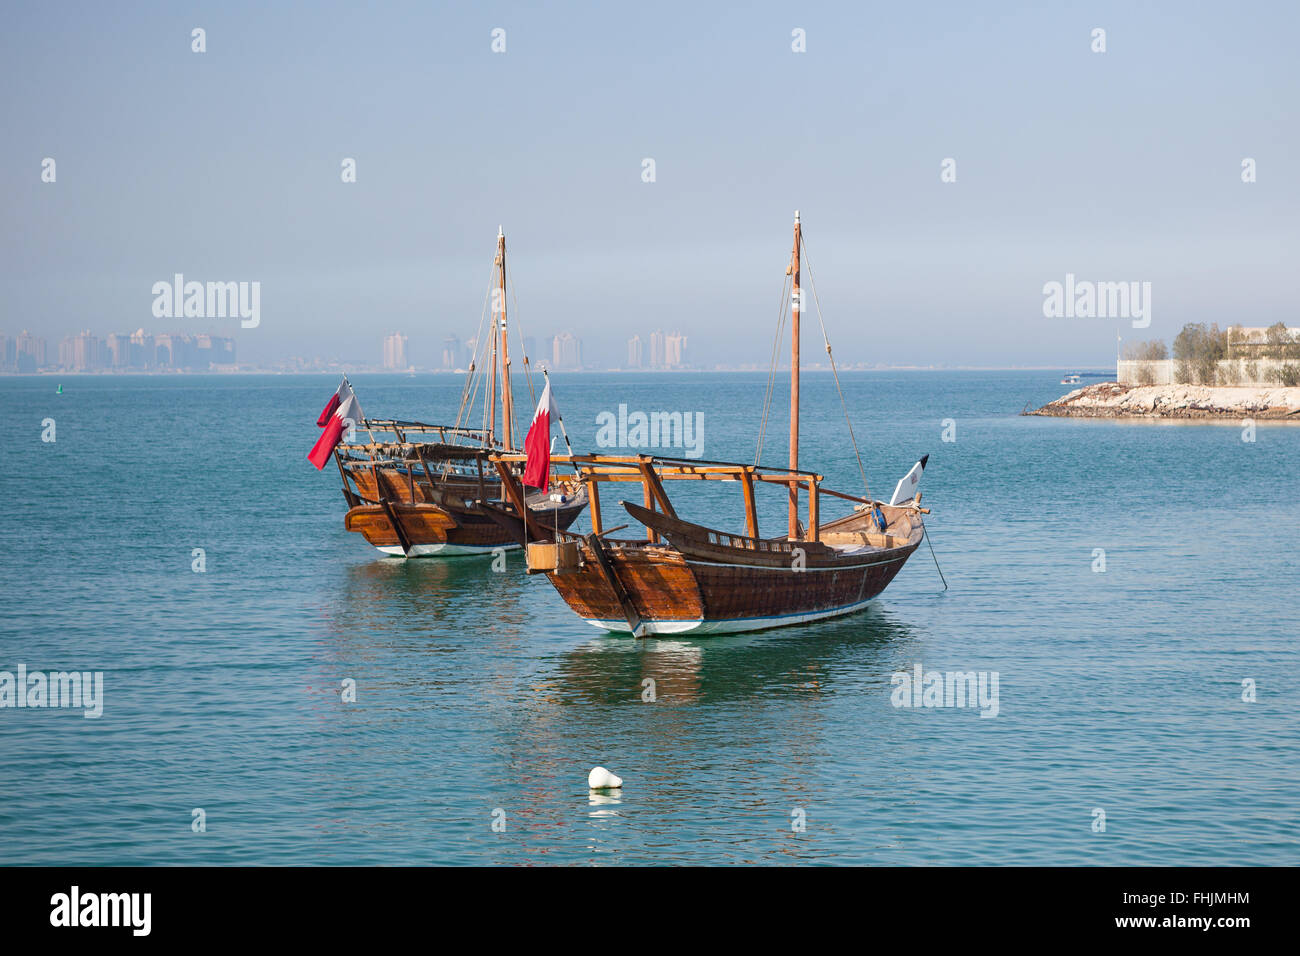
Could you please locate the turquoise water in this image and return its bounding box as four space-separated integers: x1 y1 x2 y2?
1 371 1295 865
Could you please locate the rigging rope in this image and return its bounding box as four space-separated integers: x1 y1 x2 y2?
507 269 534 436
754 271 790 467
447 261 498 480
453 260 497 436
799 233 872 501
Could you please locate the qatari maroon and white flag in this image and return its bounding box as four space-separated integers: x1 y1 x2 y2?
522 380 558 492
316 378 350 426
308 379 362 470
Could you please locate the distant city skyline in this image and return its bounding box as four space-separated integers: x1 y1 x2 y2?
0 328 236 373
0 322 1179 374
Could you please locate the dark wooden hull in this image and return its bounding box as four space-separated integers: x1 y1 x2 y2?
342 462 587 557
345 494 587 557
542 504 922 634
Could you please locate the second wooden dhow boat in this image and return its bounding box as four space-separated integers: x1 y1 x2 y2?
315 228 588 557
333 419 587 557
492 212 933 634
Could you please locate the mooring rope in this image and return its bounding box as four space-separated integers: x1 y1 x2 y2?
922 519 949 591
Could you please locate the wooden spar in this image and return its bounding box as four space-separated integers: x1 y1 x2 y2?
789 209 802 540
489 451 826 483
587 474 603 535
415 447 438 498
740 466 758 539
584 532 644 636
497 227 514 450
817 485 875 506
378 498 412 557
637 460 678 518
491 459 548 541
642 472 657 543
333 449 351 496
808 478 819 541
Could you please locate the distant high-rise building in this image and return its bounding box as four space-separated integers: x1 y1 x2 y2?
649 329 666 369
665 332 688 369
16 330 46 372
130 328 155 368
383 332 408 370
627 334 643 368
0 335 13 370
552 333 582 370
155 333 182 368
441 334 461 370
106 333 131 368
522 336 538 366
194 334 236 368
61 330 104 371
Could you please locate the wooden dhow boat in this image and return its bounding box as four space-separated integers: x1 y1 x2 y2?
492 212 932 634
333 419 587 558
315 228 588 557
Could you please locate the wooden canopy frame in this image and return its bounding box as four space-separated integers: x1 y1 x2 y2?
488 452 880 547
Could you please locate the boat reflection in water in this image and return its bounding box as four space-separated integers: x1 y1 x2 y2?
536 604 918 707
503 606 923 863
326 555 528 642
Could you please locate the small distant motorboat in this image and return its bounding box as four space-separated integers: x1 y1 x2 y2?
1060 374 1082 385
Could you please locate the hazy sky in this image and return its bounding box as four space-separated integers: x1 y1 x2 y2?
2 1 1296 367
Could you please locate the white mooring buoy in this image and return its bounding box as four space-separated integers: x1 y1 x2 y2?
588 766 623 791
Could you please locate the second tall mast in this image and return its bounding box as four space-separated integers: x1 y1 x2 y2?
788 210 802 540
496 226 514 449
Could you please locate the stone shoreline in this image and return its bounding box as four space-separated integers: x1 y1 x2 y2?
1027 382 1300 421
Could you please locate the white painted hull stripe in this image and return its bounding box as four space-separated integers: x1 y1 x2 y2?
376 542 521 557
683 554 908 572
585 593 883 635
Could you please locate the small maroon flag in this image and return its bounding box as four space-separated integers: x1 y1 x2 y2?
309 379 362 470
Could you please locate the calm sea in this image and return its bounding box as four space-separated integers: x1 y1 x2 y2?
1 371 1295 865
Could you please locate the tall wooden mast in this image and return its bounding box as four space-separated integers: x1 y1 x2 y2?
788 210 802 540
496 226 514 449
486 237 497 447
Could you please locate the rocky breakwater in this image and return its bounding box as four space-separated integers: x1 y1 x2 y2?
1027 382 1300 421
